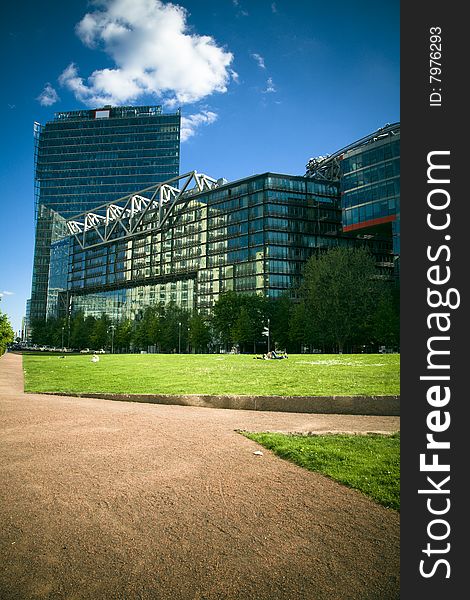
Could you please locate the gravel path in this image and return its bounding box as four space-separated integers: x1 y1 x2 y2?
0 353 400 599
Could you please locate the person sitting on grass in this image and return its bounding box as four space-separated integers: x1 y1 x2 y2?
253 350 288 360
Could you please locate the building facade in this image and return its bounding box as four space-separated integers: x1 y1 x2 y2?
306 123 400 271
47 170 394 325
31 121 399 332
29 105 180 323
50 173 346 321
340 125 400 260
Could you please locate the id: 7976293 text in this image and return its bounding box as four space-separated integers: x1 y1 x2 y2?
429 27 442 107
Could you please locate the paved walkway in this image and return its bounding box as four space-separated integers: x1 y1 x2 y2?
0 353 400 599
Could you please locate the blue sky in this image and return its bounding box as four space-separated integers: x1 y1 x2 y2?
0 0 399 334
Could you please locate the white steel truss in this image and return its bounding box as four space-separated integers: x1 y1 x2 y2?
66 171 218 250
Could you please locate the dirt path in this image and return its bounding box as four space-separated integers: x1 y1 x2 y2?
0 353 400 599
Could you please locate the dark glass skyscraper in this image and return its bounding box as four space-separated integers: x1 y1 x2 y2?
29 105 180 323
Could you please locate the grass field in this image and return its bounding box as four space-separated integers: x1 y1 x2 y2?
243 431 400 510
23 353 399 396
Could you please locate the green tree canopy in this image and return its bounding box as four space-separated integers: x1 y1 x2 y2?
114 319 132 352
211 291 243 346
299 247 395 352
0 309 15 355
212 292 269 352
189 312 211 353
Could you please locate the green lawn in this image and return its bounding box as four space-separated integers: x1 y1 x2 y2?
23 353 399 396
243 431 400 510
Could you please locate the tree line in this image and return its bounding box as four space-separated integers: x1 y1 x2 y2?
31 248 399 354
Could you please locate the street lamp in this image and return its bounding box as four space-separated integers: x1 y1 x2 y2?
61 326 65 350
178 321 182 354
267 318 270 354
110 324 115 354
262 318 270 354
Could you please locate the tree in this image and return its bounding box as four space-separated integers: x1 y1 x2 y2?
69 312 86 349
232 306 257 352
299 247 387 352
131 303 190 352
159 303 189 352
132 306 154 350
212 292 269 352
68 313 96 350
0 309 14 355
211 291 243 347
269 294 294 351
288 301 312 352
30 319 50 346
90 314 110 350
369 283 400 348
189 312 211 353
114 319 132 353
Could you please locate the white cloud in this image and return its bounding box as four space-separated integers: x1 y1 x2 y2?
0 291 14 298
180 110 217 142
251 53 266 69
264 77 276 93
59 0 234 107
232 1 248 17
37 83 60 106
230 69 240 84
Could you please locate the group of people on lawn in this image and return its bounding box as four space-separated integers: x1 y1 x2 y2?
254 349 288 360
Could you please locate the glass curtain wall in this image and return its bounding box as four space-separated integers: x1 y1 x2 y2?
29 105 180 322
64 173 342 320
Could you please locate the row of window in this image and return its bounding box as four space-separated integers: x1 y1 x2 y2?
36 148 178 162
264 203 338 219
342 178 400 208
341 138 400 174
266 176 338 197
343 197 399 226
39 133 179 147
42 124 179 138
341 159 400 192
38 178 178 201
38 167 178 187
37 156 179 173
37 139 179 157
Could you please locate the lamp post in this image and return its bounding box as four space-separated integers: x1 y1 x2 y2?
262 318 270 354
61 326 65 350
267 318 270 354
110 324 115 354
178 321 182 354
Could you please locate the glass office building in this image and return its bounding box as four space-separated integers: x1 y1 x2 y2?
29 105 180 322
33 122 399 331
50 172 356 322
305 123 400 275
340 125 400 257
